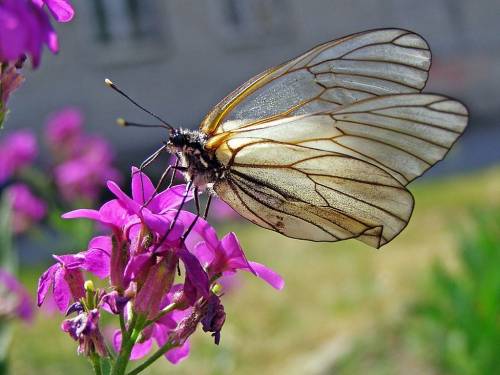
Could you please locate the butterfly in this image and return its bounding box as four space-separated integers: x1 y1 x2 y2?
109 28 468 249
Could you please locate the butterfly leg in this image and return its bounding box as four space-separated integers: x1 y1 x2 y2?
135 144 168 204
154 180 193 252
166 157 180 190
180 186 201 243
138 144 167 172
141 156 180 209
203 194 213 219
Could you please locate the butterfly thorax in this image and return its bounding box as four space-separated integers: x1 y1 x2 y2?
166 128 224 189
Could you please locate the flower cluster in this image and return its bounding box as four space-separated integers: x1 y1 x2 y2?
45 107 121 202
0 130 37 184
0 267 33 322
0 107 121 234
37 168 283 372
0 0 74 126
4 183 46 234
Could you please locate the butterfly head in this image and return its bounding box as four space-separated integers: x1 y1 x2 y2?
166 128 223 188
166 128 206 153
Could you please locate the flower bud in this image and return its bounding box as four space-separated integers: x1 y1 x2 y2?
62 308 107 357
110 236 128 290
84 280 95 292
211 283 222 295
201 295 226 345
134 255 177 319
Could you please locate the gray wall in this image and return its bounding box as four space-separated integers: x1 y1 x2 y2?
8 0 500 171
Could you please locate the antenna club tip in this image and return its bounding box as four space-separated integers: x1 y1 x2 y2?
116 118 127 127
104 78 114 86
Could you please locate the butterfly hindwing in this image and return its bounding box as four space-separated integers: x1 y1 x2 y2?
210 93 467 247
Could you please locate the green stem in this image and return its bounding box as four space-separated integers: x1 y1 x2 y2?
126 340 178 375
119 311 126 334
143 302 177 328
110 314 145 375
90 353 102 375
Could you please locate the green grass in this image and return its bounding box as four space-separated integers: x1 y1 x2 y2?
8 167 500 375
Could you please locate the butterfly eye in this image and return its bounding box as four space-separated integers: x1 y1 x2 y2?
169 132 185 147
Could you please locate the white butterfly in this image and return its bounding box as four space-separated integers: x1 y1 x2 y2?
114 28 469 248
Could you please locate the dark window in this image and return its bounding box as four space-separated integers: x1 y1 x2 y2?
212 0 292 47
91 0 159 44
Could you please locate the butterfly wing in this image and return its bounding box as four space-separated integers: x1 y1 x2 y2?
201 28 431 136
200 28 467 247
213 144 414 248
210 94 468 248
209 94 468 186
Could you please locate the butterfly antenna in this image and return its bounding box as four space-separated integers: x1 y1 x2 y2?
116 118 171 130
104 78 174 132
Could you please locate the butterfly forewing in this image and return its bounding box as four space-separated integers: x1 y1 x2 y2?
199 29 468 248
201 28 431 136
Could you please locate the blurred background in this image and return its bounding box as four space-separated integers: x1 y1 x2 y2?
2 0 499 374
10 0 500 171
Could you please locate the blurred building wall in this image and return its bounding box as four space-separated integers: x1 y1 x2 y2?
9 0 500 170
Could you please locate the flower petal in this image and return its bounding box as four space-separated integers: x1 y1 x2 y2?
131 167 155 205
165 341 190 364
123 253 151 286
53 254 83 269
192 242 214 269
220 232 251 271
178 248 209 299
88 236 112 255
107 181 142 214
152 184 193 211
53 266 71 312
176 211 218 251
130 338 153 360
99 200 129 227
82 247 110 279
62 209 100 221
45 0 75 23
248 261 285 290
37 264 57 306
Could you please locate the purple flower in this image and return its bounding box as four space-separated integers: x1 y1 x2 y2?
0 130 38 183
0 267 33 322
37 167 286 367
62 302 107 357
80 236 111 279
54 136 121 202
0 0 58 67
103 167 197 248
37 254 86 312
32 0 74 23
4 183 46 234
192 222 285 290
44 107 83 156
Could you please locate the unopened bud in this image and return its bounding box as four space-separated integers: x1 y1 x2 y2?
84 280 95 292
211 283 222 295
